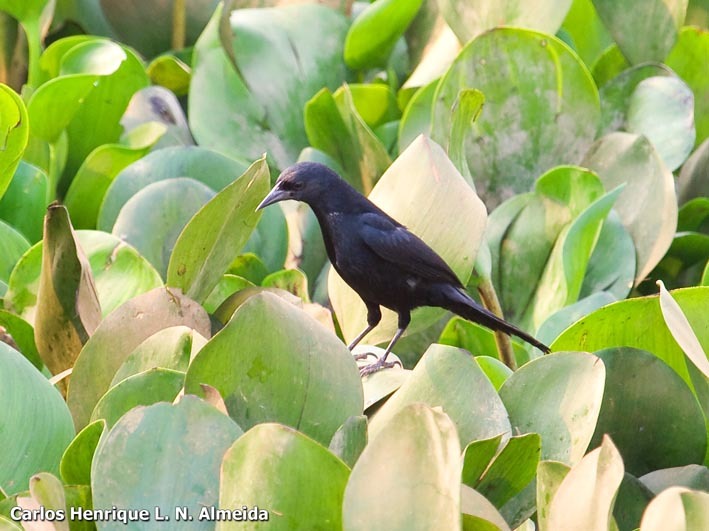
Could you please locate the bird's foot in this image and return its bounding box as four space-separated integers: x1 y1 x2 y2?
359 357 402 377
353 351 379 361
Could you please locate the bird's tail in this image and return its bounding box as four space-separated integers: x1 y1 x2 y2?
437 285 551 353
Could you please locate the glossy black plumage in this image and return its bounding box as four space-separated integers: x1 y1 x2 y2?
257 162 550 375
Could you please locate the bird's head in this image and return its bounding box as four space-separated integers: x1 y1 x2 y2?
257 162 342 210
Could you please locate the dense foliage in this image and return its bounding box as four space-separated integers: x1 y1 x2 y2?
0 0 708 529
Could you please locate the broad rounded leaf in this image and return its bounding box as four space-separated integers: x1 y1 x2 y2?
641 465 709 494
368 344 511 447
0 161 47 243
189 4 348 170
220 423 349 530
91 368 185 428
438 0 573 44
67 286 211 429
0 218 28 284
433 28 599 208
185 292 363 446
626 76 695 170
551 287 709 403
92 396 243 528
112 177 215 277
0 342 74 495
592 0 688 63
582 132 677 283
98 146 250 231
666 27 709 146
329 135 486 346
343 403 461 531
590 347 707 476
499 352 605 464
111 325 204 386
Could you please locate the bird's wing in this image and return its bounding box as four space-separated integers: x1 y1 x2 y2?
358 212 463 286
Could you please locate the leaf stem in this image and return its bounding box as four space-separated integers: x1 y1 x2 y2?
172 0 186 51
477 277 517 370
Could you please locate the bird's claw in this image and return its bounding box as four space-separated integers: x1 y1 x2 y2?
359 358 401 377
353 351 379 361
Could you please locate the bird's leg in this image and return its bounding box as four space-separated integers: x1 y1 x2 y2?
350 304 381 360
359 311 409 376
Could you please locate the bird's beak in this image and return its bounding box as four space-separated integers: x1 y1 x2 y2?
257 184 288 210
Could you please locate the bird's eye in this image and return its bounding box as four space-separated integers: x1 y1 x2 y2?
292 181 305 191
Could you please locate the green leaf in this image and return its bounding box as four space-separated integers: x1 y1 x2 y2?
59 420 105 485
0 219 29 284
432 28 599 207
5 230 163 323
0 309 40 368
551 287 709 412
641 465 709 494
639 486 709 530
203 274 254 314
476 434 542 508
167 157 269 303
91 368 186 428
304 85 392 193
579 210 636 301
92 397 243 525
147 54 191 96
590 347 707 477
0 83 28 200
329 135 486 346
439 318 531 367
0 161 48 243
64 136 160 230
344 0 423 69
0 342 75 495
438 0 574 44
598 63 673 135
461 435 504 487
67 286 211 430
448 89 484 184
185 292 362 446
220 423 349 530
489 166 605 329
613 473 655 531
0 0 49 23
369 344 511 447
582 132 677 283
59 39 149 189
111 325 205 386
537 292 616 346
561 0 614 66
397 78 437 152
329 415 367 469
592 0 687 63
347 84 401 130
547 435 625 530
241 200 288 273
34 204 101 380
666 27 709 146
476 355 514 391
626 76 696 170
112 177 215 278
189 3 348 170
98 146 249 231
22 472 68 528
343 404 461 530
523 184 621 330
499 352 605 465
261 269 309 302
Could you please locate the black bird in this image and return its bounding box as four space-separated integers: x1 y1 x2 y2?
257 162 550 376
